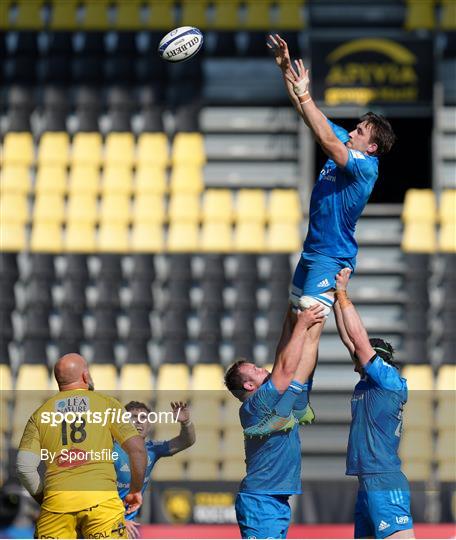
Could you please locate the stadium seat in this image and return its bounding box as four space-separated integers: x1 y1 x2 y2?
2 133 34 166
89 364 117 390
0 165 30 195
119 364 154 391
131 223 164 252
0 365 12 391
401 460 431 481
401 223 436 253
221 458 246 480
114 0 143 29
404 0 435 30
10 0 43 29
65 223 97 252
0 223 27 251
49 0 78 29
134 166 167 196
16 365 50 391
402 189 437 223
67 194 98 224
436 365 456 391
439 190 456 223
171 133 206 166
187 428 221 459
33 193 65 224
30 223 63 252
192 364 224 391
436 397 456 428
190 398 222 428
99 194 131 225
243 0 272 29
180 0 208 28
221 427 245 459
101 166 133 195
268 189 301 223
152 460 185 480
68 165 100 195
105 133 135 167
167 222 199 252
71 133 102 167
401 365 434 391
403 397 433 428
276 0 305 29
1 193 28 224
98 223 130 253
200 222 233 252
267 222 301 252
156 364 190 391
236 190 267 223
202 190 233 222
35 165 67 195
187 460 219 480
436 429 456 461
399 428 433 461
144 0 176 29
441 0 456 30
437 461 456 481
439 223 456 252
210 0 239 29
37 132 69 166
136 133 169 168
82 0 109 29
234 222 266 252
132 194 165 224
168 193 200 223
169 165 204 194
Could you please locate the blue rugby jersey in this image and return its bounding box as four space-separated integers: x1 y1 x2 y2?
303 120 379 260
347 355 408 475
114 439 171 520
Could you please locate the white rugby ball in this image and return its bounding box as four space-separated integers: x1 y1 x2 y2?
158 26 203 63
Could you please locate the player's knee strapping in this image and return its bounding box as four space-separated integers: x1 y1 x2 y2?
291 293 334 317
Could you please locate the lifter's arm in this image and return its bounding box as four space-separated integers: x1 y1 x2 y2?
335 269 375 366
16 450 44 504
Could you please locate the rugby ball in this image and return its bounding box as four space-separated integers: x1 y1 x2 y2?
158 26 203 63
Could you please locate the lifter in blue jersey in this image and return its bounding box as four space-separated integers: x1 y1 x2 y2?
334 268 415 539
114 400 195 538
224 305 325 538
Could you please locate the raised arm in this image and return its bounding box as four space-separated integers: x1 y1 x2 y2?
271 305 324 393
334 301 356 357
334 269 375 365
167 402 196 455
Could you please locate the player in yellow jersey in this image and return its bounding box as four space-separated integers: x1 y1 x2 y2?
16 353 147 539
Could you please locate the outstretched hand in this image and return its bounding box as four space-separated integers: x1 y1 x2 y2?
284 58 310 98
267 33 292 71
336 268 352 291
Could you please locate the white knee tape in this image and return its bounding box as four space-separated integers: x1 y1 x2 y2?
298 295 332 318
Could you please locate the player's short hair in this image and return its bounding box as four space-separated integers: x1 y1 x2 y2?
125 401 151 413
360 112 396 156
370 338 398 369
224 359 249 399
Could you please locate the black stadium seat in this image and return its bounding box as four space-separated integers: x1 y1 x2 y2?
126 308 151 340
125 338 150 364
92 339 116 364
22 338 48 364
129 254 156 280
0 253 18 280
64 254 89 283
129 280 154 310
23 308 50 339
162 339 186 364
24 278 53 310
59 309 84 342
60 279 87 313
93 308 118 339
29 253 55 279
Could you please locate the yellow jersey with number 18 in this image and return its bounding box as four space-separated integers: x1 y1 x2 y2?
18 389 139 513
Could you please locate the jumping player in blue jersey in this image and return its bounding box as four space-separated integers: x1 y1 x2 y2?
224 305 325 539
114 401 195 539
334 268 415 539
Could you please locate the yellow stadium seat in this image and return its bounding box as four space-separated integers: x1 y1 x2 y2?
0 223 27 251
114 0 142 29
153 421 183 442
441 0 456 30
132 194 165 224
66 194 98 224
187 428 221 459
222 458 246 480
436 365 456 391
49 0 78 29
35 165 67 195
68 165 100 195
401 365 434 391
99 194 131 224
405 0 435 30
181 0 208 28
156 364 190 391
37 132 69 166
436 397 456 429
402 189 437 223
135 166 167 195
190 398 222 428
236 190 266 223
0 365 12 391
437 461 456 482
267 222 301 252
268 189 301 223
0 165 30 195
98 223 129 253
144 0 176 29
33 193 65 224
30 222 63 252
152 460 185 480
105 133 135 167
440 223 456 252
221 427 245 459
71 133 102 167
234 222 266 252
65 222 96 252
136 133 169 168
82 0 109 29
187 459 219 480
168 193 200 223
222 398 242 428
202 189 233 222
2 133 34 166
1 193 29 224
401 222 436 253
436 429 456 461
131 223 164 252
167 222 199 252
276 0 305 30
171 133 206 166
399 428 433 461
401 460 431 481
11 0 43 29
169 165 204 194
439 190 456 224
119 365 154 392
200 222 233 252
210 0 239 29
89 364 117 390
192 365 224 391
16 365 49 391
243 0 271 29
403 397 433 428
101 166 133 195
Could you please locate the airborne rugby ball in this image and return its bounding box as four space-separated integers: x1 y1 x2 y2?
158 26 203 63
